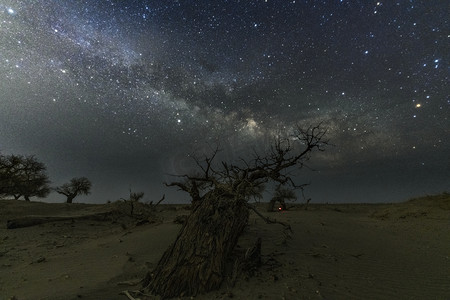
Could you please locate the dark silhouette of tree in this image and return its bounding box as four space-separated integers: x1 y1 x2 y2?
267 185 297 212
142 123 328 298
55 177 92 203
120 189 145 216
0 154 50 201
129 191 145 202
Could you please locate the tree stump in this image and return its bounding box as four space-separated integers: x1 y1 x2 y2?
143 190 249 298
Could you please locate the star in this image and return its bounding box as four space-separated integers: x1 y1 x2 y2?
0 0 447 203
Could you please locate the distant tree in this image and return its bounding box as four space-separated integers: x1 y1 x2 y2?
0 154 51 201
121 189 145 216
129 191 145 202
267 185 297 212
55 177 92 203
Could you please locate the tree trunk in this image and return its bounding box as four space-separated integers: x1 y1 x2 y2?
280 199 287 210
143 190 249 298
267 199 275 212
66 195 75 203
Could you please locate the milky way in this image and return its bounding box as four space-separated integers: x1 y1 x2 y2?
1 0 449 203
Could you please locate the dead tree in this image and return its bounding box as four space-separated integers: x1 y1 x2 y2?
142 124 328 298
120 189 145 216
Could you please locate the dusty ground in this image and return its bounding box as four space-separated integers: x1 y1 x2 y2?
0 194 449 300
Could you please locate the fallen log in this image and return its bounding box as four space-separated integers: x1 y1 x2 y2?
7 216 73 229
6 212 112 229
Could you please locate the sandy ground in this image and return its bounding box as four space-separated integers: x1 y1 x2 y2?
0 194 449 300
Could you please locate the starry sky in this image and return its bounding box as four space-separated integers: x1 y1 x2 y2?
0 0 449 204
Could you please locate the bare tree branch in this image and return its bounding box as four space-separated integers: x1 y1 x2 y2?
246 203 292 232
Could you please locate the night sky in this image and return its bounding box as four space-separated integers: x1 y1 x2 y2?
1 0 448 204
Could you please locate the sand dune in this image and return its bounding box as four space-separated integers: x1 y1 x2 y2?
0 194 449 299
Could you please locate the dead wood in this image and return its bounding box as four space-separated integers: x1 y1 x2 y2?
154 194 165 206
119 290 137 300
229 237 262 285
7 216 71 229
246 203 292 233
242 237 262 274
143 123 327 298
6 212 112 229
5 201 157 229
143 192 249 298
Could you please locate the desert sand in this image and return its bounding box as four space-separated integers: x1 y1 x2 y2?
0 194 449 300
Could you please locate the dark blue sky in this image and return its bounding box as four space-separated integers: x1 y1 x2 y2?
0 0 448 203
